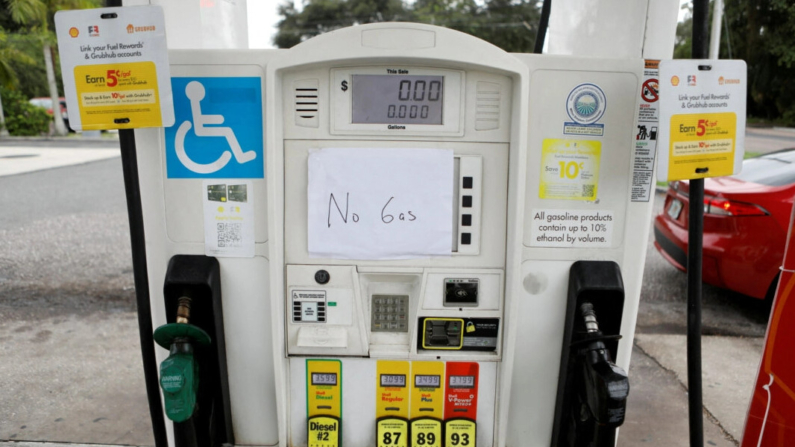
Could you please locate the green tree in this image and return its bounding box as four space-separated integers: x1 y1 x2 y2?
0 86 51 135
274 0 410 48
723 0 795 124
0 28 37 134
273 0 539 53
675 0 795 125
1 0 99 135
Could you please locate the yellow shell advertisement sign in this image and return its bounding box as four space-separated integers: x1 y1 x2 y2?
55 6 174 130
658 60 747 181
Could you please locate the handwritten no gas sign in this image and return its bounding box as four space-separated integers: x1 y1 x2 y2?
307 148 454 260
55 5 174 131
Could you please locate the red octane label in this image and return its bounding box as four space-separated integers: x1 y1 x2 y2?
444 362 479 420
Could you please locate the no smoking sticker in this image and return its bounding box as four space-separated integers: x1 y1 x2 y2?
641 79 659 103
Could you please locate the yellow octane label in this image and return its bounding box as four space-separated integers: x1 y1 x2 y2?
668 112 736 180
377 360 410 419
410 361 444 419
307 359 342 418
411 418 443 447
308 415 340 447
445 419 476 447
377 418 408 447
74 61 161 130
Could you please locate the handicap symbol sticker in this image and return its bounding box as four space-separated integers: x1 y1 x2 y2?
166 77 264 178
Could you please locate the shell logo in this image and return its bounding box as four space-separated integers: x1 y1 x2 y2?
671 75 680 86
68 27 79 38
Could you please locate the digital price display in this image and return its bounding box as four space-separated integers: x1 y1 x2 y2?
381 374 407 387
312 372 338 386
448 375 475 389
352 75 444 125
414 375 441 388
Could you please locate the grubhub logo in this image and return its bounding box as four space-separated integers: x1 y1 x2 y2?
719 76 741 85
126 24 157 34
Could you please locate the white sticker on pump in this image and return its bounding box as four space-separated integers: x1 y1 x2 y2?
529 209 614 248
202 180 255 257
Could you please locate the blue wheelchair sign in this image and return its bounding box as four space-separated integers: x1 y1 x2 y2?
166 77 264 178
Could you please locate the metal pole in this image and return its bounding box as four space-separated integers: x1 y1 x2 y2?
689 1 710 446
533 0 552 54
0 91 8 136
105 0 168 445
709 0 723 59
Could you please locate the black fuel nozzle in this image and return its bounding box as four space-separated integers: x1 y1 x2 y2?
575 302 629 446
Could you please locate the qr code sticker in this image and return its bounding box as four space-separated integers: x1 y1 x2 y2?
582 184 595 198
217 223 242 247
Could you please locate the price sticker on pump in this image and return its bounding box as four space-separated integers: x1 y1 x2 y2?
54 6 174 131
539 139 601 201
657 60 746 181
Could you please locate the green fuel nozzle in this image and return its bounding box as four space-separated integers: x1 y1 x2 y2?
153 297 211 423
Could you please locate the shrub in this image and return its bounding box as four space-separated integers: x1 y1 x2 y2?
0 87 51 136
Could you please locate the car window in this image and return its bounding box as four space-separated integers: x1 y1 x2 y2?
733 150 795 186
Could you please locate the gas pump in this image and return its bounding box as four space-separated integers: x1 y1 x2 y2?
120 16 674 447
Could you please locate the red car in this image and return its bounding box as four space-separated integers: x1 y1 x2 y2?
654 148 795 301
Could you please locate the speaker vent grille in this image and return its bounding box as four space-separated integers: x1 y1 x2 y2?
294 79 319 128
475 81 500 131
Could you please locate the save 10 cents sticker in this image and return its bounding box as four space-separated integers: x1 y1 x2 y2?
539 139 601 201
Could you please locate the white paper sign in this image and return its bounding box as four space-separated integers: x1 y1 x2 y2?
529 209 614 248
203 180 254 257
55 6 174 130
308 148 454 259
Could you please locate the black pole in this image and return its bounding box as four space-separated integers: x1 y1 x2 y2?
105 1 167 445
119 128 169 447
688 1 709 447
534 0 552 54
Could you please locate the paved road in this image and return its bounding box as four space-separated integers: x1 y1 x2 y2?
0 142 149 444
1 128 793 446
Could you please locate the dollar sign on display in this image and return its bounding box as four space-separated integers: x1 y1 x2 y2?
341 80 348 91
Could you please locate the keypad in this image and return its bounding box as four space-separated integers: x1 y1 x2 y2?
371 295 409 332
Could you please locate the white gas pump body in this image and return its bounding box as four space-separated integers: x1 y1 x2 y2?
134 23 655 447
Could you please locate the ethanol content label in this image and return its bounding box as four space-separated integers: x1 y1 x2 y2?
376 418 408 447
529 209 614 248
410 419 442 447
308 415 340 447
444 419 476 447
539 139 601 201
